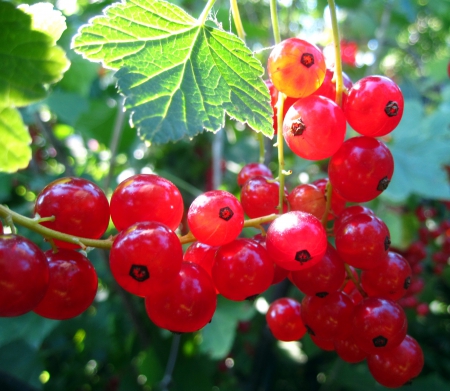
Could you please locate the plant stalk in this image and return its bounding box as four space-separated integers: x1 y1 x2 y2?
327 0 344 106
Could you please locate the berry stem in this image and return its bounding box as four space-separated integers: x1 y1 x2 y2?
344 263 368 298
0 204 114 249
230 0 245 40
321 179 333 226
269 0 281 44
327 0 344 107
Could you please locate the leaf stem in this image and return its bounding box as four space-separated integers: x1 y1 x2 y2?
0 204 113 249
327 0 344 106
198 0 218 25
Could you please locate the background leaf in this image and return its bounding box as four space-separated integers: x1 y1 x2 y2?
72 0 273 144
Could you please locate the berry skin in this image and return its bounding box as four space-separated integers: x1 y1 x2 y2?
110 174 183 232
328 136 394 203
0 234 49 317
267 38 326 98
367 335 424 388
283 95 347 161
237 163 273 187
212 239 274 301
266 298 307 341
312 68 353 105
33 249 98 320
187 190 244 247
35 177 110 249
145 262 217 333
109 221 183 297
344 75 404 137
266 211 327 271
287 183 326 221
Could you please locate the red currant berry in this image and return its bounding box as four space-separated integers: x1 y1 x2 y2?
33 249 98 320
266 298 307 341
265 79 297 134
267 38 326 98
187 190 244 247
328 136 394 203
212 239 274 301
35 177 110 249
287 183 326 221
266 211 327 271
109 221 183 297
344 75 404 137
110 174 183 232
334 335 367 363
237 163 273 187
312 68 353 105
145 262 217 333
0 234 49 317
367 335 424 388
313 178 347 220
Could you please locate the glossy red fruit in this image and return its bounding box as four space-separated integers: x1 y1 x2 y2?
301 291 354 340
145 262 217 333
344 75 404 137
183 242 218 279
0 235 49 317
334 205 376 233
367 335 424 388
310 334 335 351
187 190 244 247
266 298 307 341
361 251 412 301
33 249 98 320
267 38 326 98
265 79 297 134
35 177 110 249
212 239 274 301
237 163 273 187
266 211 327 271
283 95 347 161
312 68 353 105
313 178 347 220
290 243 346 297
334 335 367 363
335 212 391 270
352 297 407 354
240 176 287 218
287 183 326 221
110 174 183 232
328 136 394 203
109 221 183 297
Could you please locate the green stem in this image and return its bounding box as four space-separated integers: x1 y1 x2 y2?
198 0 218 24
276 93 286 214
327 0 344 106
344 264 368 298
230 0 245 40
269 0 281 44
0 204 113 250
321 179 333 226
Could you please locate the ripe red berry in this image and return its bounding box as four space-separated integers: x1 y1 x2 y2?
267 38 326 98
110 174 183 232
0 234 49 317
35 177 110 249
266 211 327 271
145 262 217 333
328 136 394 203
266 298 307 341
287 183 326 221
109 221 183 297
283 95 347 160
187 190 244 247
312 67 353 105
237 163 273 187
33 249 98 320
344 75 404 137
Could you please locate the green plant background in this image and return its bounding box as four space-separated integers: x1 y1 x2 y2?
1 0 450 390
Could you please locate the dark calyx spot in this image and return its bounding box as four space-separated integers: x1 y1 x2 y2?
219 206 234 221
301 53 315 68
295 250 312 264
384 236 391 251
377 176 390 191
404 276 412 290
291 117 306 136
129 264 150 282
316 292 329 298
305 325 315 336
384 101 399 117
372 335 388 347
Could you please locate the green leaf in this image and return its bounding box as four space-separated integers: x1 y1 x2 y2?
0 107 32 173
199 296 255 359
72 0 273 144
0 2 70 108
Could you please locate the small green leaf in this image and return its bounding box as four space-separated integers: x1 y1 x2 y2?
0 108 32 173
0 2 70 108
72 0 273 143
